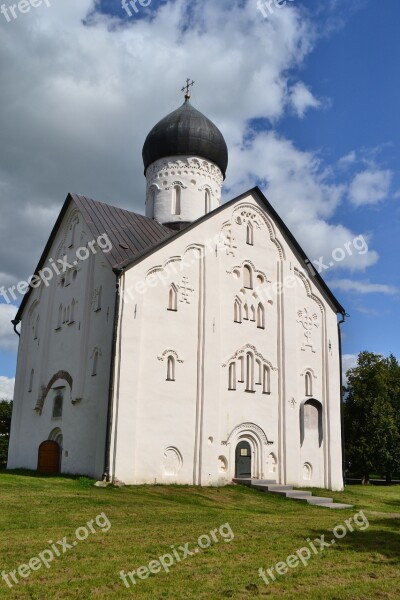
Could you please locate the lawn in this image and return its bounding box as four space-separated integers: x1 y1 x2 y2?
0 472 399 599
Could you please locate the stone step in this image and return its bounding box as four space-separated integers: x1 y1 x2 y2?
319 502 354 510
304 496 334 505
271 490 312 498
263 485 294 492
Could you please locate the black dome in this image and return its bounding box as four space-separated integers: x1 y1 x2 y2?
142 99 228 178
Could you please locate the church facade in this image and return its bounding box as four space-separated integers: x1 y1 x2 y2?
8 92 346 490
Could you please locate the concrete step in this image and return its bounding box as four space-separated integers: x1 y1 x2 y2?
264 485 293 492
304 496 334 505
252 479 277 484
320 502 354 509
232 478 253 486
271 490 312 498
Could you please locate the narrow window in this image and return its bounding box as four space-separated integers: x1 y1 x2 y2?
148 188 156 217
243 265 252 289
63 307 67 323
34 316 40 340
57 305 63 329
228 363 236 390
70 299 76 323
68 216 79 248
246 222 254 245
168 284 178 311
172 186 181 215
92 351 99 376
246 352 254 392
52 392 63 418
257 303 265 329
243 304 249 320
66 306 70 323
28 369 34 393
256 359 262 385
167 356 175 381
205 189 211 214
234 298 241 323
305 372 313 396
263 365 271 394
238 356 245 382
250 305 256 321
96 286 102 311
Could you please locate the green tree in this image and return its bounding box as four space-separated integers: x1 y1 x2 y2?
0 400 13 466
344 351 400 484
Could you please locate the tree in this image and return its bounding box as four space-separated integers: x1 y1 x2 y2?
344 351 400 484
0 400 13 467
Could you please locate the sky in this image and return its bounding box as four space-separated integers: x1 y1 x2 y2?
0 0 399 398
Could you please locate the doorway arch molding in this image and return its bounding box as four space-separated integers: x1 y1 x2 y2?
222 422 273 480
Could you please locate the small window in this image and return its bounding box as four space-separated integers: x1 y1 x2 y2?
246 223 254 245
96 286 102 312
52 393 63 418
263 365 271 394
245 352 254 392
34 316 40 340
234 298 242 323
172 186 181 215
256 359 262 385
238 356 245 382
243 304 249 320
305 372 313 396
28 369 34 393
167 356 175 381
250 305 256 322
228 363 236 390
243 265 253 289
57 305 63 329
205 189 211 214
257 303 265 329
168 284 178 311
92 351 99 376
70 299 76 323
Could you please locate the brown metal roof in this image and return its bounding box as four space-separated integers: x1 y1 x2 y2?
14 193 175 322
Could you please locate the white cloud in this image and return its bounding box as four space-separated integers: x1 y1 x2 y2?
0 376 14 400
0 304 19 351
342 354 357 385
290 82 321 117
348 169 393 207
328 279 398 295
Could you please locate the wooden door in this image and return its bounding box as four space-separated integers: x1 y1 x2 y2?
37 441 60 474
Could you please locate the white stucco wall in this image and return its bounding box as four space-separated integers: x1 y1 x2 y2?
110 190 344 490
8 202 116 478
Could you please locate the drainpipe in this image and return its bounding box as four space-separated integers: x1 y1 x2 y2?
103 269 122 482
338 311 348 488
11 319 21 337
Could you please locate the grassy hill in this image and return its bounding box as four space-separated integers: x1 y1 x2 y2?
0 472 399 599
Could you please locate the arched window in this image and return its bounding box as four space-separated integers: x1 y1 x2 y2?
243 304 249 320
238 356 245 382
166 356 175 381
234 298 242 323
246 352 254 392
250 305 256 321
257 303 265 329
228 363 236 390
263 365 271 394
246 223 254 245
168 284 178 311
28 369 34 393
172 186 181 215
256 359 262 385
205 189 211 214
34 316 40 340
305 372 313 396
57 305 63 329
243 265 252 289
92 351 99 376
63 307 67 324
70 299 76 323
66 306 70 323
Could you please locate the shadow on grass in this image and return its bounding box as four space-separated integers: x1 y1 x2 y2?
0 468 95 484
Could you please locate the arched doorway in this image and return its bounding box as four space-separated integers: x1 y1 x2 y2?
37 441 60 474
235 441 252 478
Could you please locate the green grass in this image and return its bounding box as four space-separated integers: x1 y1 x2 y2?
0 472 399 599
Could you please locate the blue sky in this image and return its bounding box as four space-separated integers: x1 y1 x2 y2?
0 0 399 395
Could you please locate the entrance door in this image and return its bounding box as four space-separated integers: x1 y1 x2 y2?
235 441 251 478
37 441 60 474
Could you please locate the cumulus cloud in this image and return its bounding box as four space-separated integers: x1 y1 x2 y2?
342 353 358 385
290 82 321 117
348 169 393 207
328 279 399 295
0 304 19 351
0 376 14 400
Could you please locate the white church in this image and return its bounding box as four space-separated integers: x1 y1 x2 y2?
8 86 346 490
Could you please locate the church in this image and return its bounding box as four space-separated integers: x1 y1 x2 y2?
7 84 346 490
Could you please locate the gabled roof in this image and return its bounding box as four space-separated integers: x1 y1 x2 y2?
14 193 175 322
117 186 346 314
